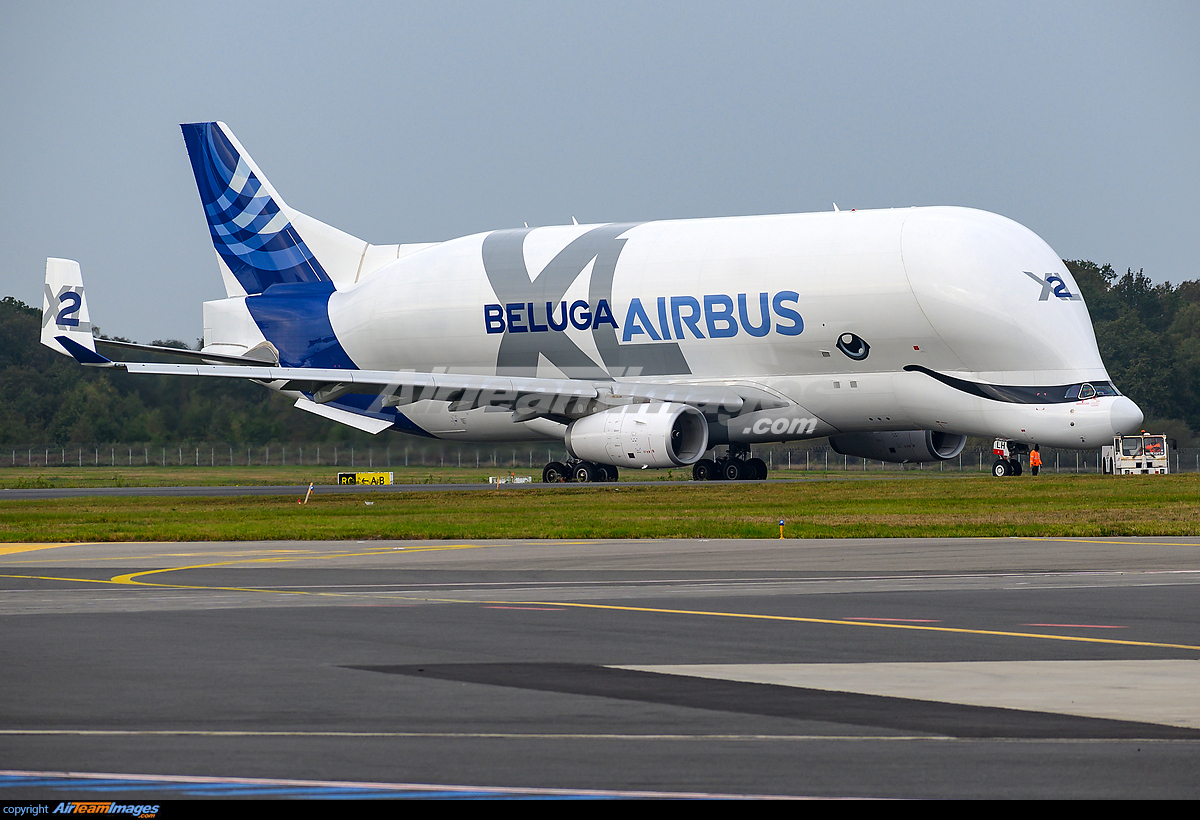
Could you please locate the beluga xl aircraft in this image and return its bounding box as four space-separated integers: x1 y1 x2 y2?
42 122 1143 481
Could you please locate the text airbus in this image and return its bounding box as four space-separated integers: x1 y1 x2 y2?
484 291 803 340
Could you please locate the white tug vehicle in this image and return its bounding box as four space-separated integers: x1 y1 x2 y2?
1102 433 1171 475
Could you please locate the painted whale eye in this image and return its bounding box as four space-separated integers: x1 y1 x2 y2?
837 333 870 361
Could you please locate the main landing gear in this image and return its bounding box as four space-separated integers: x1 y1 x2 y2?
692 445 769 481
542 459 618 483
539 446 771 483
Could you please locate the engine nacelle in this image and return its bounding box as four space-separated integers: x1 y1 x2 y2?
829 430 967 463
564 402 709 468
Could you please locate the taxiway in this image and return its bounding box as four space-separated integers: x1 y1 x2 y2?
2 536 1198 798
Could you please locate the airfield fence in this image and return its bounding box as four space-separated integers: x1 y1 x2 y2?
7 442 1200 475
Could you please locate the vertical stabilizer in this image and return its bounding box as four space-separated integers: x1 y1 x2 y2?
41 258 98 357
181 122 370 296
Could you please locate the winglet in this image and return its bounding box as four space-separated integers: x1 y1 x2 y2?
55 335 114 366
41 258 99 358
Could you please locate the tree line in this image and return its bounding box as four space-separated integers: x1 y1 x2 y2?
0 296 379 446
1066 261 1199 445
3 259 1197 447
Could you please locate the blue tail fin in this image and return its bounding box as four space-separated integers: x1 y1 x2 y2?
181 122 331 295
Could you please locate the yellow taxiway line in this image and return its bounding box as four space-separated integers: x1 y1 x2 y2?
3 540 1198 654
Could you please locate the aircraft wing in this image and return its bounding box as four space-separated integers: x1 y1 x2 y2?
53 334 785 424
42 256 787 439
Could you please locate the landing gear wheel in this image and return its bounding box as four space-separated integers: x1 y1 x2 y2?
600 464 618 482
693 459 717 481
574 463 596 483
542 461 568 483
992 459 1011 477
1010 459 1022 476
722 459 743 481
746 457 768 480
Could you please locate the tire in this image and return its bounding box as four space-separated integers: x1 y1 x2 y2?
693 459 716 481
542 461 568 483
574 463 595 483
722 459 743 481
602 465 619 482
1010 459 1022 476
992 459 1011 477
746 457 768 480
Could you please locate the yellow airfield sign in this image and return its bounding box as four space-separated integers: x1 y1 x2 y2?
337 472 394 485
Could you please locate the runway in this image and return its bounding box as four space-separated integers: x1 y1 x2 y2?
2 536 1199 798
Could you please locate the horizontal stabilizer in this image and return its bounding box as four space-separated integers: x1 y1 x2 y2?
94 338 278 367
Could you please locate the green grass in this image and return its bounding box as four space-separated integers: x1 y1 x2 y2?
0 462 958 489
1 472 1197 541
0 458 1075 489
0 464 531 489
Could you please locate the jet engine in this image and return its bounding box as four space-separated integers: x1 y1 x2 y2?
829 430 967 463
564 402 709 468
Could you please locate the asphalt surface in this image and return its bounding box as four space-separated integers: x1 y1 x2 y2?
2 536 1199 798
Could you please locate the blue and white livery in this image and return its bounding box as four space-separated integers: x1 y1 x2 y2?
42 122 1143 480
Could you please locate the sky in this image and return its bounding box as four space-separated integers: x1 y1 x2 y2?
2 1 1197 344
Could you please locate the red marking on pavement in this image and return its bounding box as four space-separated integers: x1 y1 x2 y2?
1023 623 1127 629
845 617 941 623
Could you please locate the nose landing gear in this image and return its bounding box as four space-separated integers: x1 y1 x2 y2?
991 439 1028 477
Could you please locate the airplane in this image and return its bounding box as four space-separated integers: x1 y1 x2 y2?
41 121 1143 482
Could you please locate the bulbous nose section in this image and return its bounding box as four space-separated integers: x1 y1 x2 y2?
1110 396 1144 435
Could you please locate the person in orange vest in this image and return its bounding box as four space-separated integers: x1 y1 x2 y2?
1030 445 1042 476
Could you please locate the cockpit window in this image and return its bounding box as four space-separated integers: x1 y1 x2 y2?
1064 382 1120 400
904 366 1124 405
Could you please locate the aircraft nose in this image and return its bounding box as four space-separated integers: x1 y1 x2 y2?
1110 396 1144 435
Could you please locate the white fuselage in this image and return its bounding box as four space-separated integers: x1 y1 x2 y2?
291 206 1135 448
197 205 1140 448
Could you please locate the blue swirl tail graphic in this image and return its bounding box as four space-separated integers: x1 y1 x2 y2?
181 122 331 296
